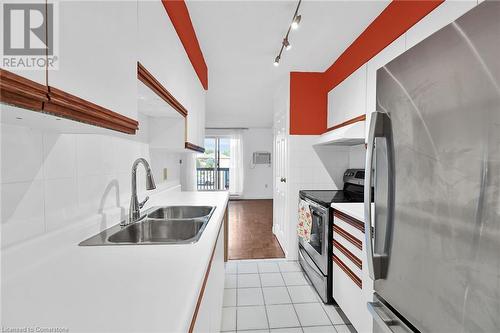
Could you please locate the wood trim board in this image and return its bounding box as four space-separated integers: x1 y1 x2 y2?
1 68 139 135
185 141 205 153
325 114 366 133
45 86 138 134
137 62 188 117
333 225 362 250
188 210 225 333
0 69 48 111
334 210 365 233
333 254 362 289
333 239 362 270
224 207 228 262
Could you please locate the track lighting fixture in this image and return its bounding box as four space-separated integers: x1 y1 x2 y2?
273 0 301 67
274 56 280 67
291 15 301 30
283 38 291 51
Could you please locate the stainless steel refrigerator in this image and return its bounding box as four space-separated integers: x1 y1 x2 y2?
364 1 500 332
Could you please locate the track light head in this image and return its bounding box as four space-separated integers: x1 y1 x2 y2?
283 38 291 51
274 56 280 67
291 15 301 30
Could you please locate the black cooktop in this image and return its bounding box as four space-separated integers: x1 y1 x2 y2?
299 187 364 208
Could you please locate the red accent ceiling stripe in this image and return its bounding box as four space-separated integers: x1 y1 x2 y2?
162 0 208 90
323 0 444 90
289 0 443 135
290 72 328 135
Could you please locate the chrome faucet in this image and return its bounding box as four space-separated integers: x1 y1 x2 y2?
123 158 156 226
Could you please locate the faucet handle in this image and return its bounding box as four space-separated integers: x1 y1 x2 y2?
139 196 149 209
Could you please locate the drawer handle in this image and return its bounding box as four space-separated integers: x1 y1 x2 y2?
333 225 362 250
333 239 362 269
333 254 362 289
334 210 365 233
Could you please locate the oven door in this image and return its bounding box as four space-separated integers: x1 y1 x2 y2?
298 198 329 275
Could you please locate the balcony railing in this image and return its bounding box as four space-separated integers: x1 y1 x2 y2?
197 167 229 191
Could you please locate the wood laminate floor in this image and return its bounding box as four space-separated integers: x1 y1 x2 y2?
228 199 285 260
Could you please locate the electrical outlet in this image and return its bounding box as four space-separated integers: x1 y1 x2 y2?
163 168 168 181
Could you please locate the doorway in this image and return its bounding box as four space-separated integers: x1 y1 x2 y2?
196 137 231 191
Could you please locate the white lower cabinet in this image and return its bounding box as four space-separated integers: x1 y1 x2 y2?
332 213 373 333
333 260 370 333
193 224 225 333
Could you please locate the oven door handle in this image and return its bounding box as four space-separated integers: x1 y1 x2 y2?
302 198 328 214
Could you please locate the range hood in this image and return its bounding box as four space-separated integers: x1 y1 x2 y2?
314 119 365 146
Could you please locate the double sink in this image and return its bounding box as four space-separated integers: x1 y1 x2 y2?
79 206 215 246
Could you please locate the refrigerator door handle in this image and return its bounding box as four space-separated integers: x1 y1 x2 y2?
368 300 413 333
365 111 392 280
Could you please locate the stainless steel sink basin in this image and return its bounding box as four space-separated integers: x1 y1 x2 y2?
108 219 205 244
79 205 215 246
147 206 213 219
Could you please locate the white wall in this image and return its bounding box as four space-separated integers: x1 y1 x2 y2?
348 144 366 169
285 136 349 259
242 128 273 199
0 112 182 249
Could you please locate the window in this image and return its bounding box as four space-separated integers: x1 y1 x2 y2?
196 137 230 191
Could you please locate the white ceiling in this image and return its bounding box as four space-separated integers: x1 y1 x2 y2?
187 0 389 128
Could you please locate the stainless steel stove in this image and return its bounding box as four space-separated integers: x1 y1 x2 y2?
298 169 367 303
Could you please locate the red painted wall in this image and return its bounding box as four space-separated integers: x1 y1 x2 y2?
323 0 443 90
162 0 209 90
290 72 328 135
289 0 444 135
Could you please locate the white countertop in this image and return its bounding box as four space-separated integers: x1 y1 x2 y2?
331 202 366 222
2 189 229 333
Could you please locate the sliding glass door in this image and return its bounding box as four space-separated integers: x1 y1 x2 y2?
196 137 230 191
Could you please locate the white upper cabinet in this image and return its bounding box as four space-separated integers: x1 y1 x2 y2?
48 0 138 121
366 36 406 115
138 0 206 148
185 89 206 147
327 64 367 129
364 1 478 141
406 0 477 50
365 35 406 141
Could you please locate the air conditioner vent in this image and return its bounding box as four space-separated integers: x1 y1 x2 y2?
252 151 271 165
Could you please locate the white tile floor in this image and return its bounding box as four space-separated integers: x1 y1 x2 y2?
221 259 357 333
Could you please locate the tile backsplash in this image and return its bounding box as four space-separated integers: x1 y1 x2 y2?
1 122 182 249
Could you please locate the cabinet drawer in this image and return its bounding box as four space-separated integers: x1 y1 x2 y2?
334 211 364 240
333 255 370 333
333 254 362 289
332 224 362 251
333 239 362 270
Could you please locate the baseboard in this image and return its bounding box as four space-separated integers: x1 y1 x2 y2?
240 195 273 200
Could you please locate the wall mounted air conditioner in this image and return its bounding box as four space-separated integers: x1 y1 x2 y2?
251 151 271 168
